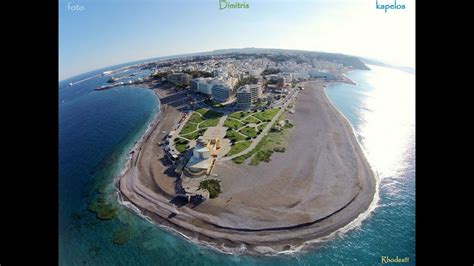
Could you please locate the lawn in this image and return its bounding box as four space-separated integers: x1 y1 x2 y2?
253 108 279 122
181 128 206 140
284 122 294 129
225 130 248 142
199 118 220 128
194 108 209 116
204 99 224 108
186 109 223 131
231 154 248 164
179 122 198 135
199 179 221 199
229 111 253 120
188 113 205 123
239 126 258 138
226 141 251 156
257 122 268 131
242 115 260 124
224 118 244 130
250 150 273 165
231 118 293 165
231 135 266 165
174 138 189 153
195 108 223 119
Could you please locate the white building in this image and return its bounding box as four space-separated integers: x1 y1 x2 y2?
292 72 310 80
281 73 293 83
249 68 263 77
184 137 220 177
274 87 288 94
249 84 262 103
192 138 211 159
236 85 252 110
226 77 238 88
198 81 213 95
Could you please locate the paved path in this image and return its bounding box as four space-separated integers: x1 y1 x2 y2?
217 115 227 127
220 89 298 161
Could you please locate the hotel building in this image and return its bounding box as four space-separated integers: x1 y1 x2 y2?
236 85 252 110
249 84 262 103
212 83 232 103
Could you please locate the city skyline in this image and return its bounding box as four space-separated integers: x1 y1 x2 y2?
59 0 415 80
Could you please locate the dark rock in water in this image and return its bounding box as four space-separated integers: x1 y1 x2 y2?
81 190 91 198
88 196 118 220
97 207 117 220
88 246 101 257
71 212 82 221
73 224 82 232
97 183 109 194
113 226 134 245
84 220 100 227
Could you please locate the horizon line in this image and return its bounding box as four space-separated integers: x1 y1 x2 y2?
59 47 408 82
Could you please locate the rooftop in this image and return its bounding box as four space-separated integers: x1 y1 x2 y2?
248 84 261 89
187 156 213 170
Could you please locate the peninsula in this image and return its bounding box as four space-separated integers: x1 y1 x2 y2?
112 50 376 254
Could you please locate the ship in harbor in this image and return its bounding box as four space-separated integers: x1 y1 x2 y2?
95 81 124 91
95 84 114 91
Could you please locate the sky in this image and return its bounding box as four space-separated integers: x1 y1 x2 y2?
59 0 415 80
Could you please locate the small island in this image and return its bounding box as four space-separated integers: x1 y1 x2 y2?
113 49 376 254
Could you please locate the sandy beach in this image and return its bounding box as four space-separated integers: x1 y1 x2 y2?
117 80 376 254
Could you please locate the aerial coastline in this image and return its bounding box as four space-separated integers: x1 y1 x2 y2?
100 51 377 255
59 0 416 261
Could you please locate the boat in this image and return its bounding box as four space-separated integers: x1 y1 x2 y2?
95 84 114 91
68 82 73 86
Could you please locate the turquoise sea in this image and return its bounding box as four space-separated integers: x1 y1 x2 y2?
59 64 415 265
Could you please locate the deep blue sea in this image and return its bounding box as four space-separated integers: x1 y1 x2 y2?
59 64 415 265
